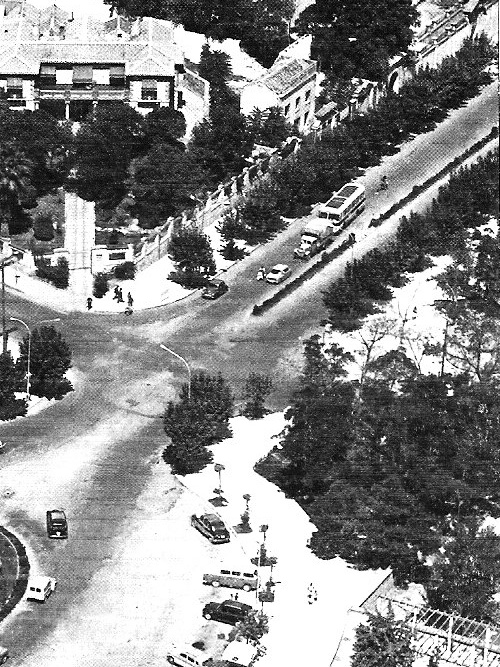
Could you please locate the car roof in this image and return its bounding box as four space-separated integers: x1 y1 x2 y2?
29 575 52 586
204 513 223 522
270 264 289 271
207 278 225 286
222 600 252 611
50 510 66 518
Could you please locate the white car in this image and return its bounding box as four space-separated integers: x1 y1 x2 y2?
266 264 291 284
26 576 57 602
167 645 211 667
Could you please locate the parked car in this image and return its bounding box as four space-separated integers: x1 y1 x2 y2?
202 599 253 625
0 646 8 664
26 576 57 602
191 513 230 544
266 264 291 284
203 568 258 592
202 278 228 300
167 645 211 667
46 509 68 538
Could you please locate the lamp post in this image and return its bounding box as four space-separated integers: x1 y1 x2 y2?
159 343 191 399
9 317 61 401
1 249 15 353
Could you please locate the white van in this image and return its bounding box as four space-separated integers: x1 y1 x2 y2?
166 645 210 667
26 576 57 602
202 569 258 592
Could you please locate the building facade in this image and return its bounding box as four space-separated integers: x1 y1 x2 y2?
0 1 209 125
240 55 317 133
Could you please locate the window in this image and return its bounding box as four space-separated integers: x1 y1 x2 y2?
109 65 125 87
6 77 23 98
40 64 56 86
93 69 110 85
295 95 300 107
141 80 157 100
305 89 311 101
56 69 72 85
284 103 290 116
73 65 93 88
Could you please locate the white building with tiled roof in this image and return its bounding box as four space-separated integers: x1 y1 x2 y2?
240 55 317 133
0 0 209 129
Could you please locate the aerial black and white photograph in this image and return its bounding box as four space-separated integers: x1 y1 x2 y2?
0 0 498 665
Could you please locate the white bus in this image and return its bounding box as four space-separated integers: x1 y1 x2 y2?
318 183 365 228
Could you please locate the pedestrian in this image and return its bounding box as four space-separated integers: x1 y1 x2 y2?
117 287 124 303
234 592 239 601
257 266 266 281
86 297 93 310
113 285 120 301
380 175 388 191
127 292 133 308
15 271 20 285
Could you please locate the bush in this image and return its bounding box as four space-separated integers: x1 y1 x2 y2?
93 272 109 298
33 212 55 241
114 261 136 280
221 238 246 261
35 256 69 289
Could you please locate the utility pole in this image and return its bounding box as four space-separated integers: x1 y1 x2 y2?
1 261 6 353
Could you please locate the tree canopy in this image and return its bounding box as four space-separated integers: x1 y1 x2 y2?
296 0 418 82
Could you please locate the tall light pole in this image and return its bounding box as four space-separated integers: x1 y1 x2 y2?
1 249 15 354
159 343 191 399
10 318 61 401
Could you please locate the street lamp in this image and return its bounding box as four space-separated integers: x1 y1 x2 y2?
9 317 61 401
159 343 191 399
1 249 15 353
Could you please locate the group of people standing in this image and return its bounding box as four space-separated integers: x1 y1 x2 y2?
86 287 134 314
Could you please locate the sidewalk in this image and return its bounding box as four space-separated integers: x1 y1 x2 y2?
181 414 389 667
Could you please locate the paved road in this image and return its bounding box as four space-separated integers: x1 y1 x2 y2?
0 82 497 665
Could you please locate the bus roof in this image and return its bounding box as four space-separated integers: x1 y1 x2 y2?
323 183 364 211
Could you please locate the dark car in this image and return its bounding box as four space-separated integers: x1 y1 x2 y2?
202 279 228 300
46 510 68 538
191 513 230 544
202 599 253 625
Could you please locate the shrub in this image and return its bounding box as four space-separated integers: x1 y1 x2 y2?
114 261 136 280
93 272 109 298
33 212 55 241
221 238 246 261
35 256 69 289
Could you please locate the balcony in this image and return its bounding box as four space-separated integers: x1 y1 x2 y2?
36 84 129 102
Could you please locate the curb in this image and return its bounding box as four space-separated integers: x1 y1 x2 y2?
0 526 30 623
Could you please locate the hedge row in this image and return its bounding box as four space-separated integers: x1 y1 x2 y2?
369 126 499 228
0 526 29 622
252 237 355 316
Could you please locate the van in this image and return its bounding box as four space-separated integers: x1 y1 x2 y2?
203 569 258 592
166 646 210 667
0 646 8 664
27 576 57 602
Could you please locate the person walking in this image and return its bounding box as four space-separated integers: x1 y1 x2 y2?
117 287 124 303
257 266 266 281
86 297 93 310
113 285 120 301
127 292 133 308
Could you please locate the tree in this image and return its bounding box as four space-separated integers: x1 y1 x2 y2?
69 103 145 208
179 370 234 444
0 142 35 234
33 211 55 241
296 0 418 82
0 352 27 421
351 611 415 667
238 181 284 244
143 106 186 150
236 610 269 643
163 400 214 474
128 144 206 228
243 373 273 419
427 518 500 621
52 257 69 289
169 226 216 285
93 272 109 298
17 326 73 400
0 108 72 197
248 107 291 148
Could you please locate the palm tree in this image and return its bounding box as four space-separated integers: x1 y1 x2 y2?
0 142 34 234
